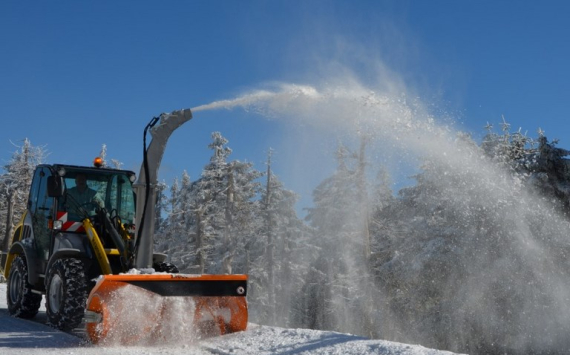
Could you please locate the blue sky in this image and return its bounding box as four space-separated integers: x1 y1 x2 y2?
2 1 569 211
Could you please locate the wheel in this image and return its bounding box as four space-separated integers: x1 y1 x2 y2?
45 258 89 331
6 255 42 318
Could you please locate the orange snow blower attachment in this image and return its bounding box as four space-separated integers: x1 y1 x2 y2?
81 110 249 344
85 273 248 344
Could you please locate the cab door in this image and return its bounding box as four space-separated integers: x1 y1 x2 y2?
29 167 54 266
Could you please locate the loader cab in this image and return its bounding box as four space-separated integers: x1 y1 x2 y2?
30 164 137 266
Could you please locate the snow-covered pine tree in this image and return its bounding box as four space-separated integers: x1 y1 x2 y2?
302 141 377 336
156 177 179 266
99 144 108 167
164 172 198 272
249 149 311 327
192 133 232 274
0 188 7 267
373 121 570 353
0 139 46 252
98 143 124 169
481 120 570 215
153 180 168 234
191 132 262 274
222 159 262 274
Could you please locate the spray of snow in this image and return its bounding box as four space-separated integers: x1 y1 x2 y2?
189 76 570 353
95 285 199 347
192 84 321 116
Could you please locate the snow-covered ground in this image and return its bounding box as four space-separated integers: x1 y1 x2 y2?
0 283 461 355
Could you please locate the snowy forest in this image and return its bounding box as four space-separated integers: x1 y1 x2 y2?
2 120 570 355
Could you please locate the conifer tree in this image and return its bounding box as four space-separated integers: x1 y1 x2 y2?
191 132 262 274
302 141 377 336
250 149 309 327
0 139 46 252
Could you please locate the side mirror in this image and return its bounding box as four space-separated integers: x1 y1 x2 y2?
47 176 64 197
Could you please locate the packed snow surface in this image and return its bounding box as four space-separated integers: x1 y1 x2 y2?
0 284 461 355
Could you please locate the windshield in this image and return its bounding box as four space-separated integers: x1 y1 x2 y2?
60 168 136 224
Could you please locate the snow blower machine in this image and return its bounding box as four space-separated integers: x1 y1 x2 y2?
3 109 248 343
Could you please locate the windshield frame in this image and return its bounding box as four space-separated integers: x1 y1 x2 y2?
53 165 137 224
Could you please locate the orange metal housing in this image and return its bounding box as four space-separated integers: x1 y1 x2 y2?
85 274 248 344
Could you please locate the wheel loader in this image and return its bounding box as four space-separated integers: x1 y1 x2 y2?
3 109 248 343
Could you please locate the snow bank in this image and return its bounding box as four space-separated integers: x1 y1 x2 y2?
202 325 462 355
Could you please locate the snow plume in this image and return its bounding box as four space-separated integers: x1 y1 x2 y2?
191 76 570 354
192 84 322 118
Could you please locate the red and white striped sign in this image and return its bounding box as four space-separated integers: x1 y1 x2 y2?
56 212 85 233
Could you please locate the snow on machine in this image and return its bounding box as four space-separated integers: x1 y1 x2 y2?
3 109 248 343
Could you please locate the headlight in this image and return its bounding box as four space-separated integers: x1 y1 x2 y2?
53 220 63 230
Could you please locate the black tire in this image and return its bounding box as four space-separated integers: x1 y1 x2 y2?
6 256 42 319
45 258 89 331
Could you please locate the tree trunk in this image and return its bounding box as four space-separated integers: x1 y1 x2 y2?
265 154 276 324
195 208 206 274
222 165 235 274
357 136 371 261
154 185 163 233
356 136 376 338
